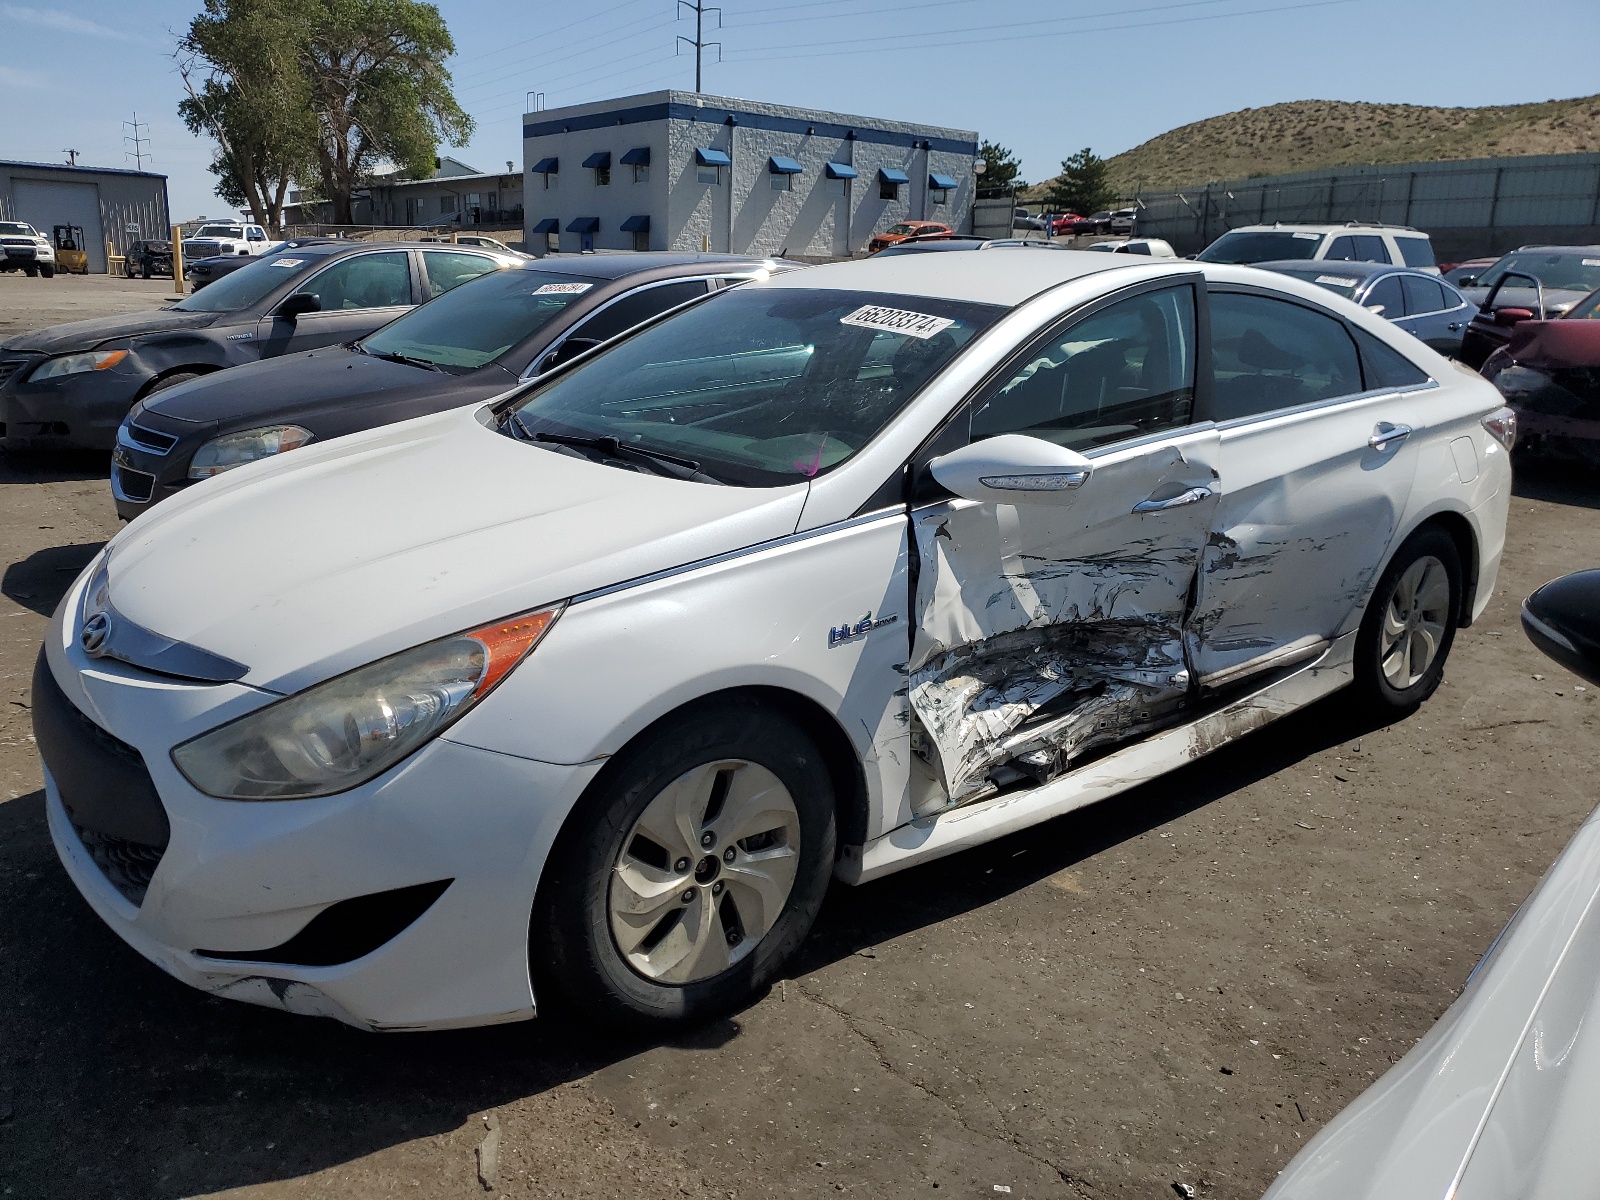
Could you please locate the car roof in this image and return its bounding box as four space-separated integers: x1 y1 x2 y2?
504 252 788 280
761 246 1146 306
1503 245 1600 256
1253 259 1419 280
1223 224 1426 237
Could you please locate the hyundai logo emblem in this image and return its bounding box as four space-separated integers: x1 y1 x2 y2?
80 612 112 656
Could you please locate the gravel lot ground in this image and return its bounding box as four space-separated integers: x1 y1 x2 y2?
1 271 1597 1200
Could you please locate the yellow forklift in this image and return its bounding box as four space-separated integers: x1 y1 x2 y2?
53 225 89 274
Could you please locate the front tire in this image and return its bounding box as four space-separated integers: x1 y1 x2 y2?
142 371 201 398
1352 527 1462 715
536 700 836 1028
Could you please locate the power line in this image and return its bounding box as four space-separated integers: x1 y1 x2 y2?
123 112 151 171
676 0 721 93
449 0 655 68
455 14 679 98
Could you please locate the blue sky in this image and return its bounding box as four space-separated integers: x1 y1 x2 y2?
4 0 1597 222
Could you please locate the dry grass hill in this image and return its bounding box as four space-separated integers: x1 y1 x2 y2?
1047 95 1600 196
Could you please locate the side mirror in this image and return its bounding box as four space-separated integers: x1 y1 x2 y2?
1494 306 1535 327
1523 569 1600 686
927 434 1092 505
541 336 603 371
278 292 321 319
1365 303 1387 316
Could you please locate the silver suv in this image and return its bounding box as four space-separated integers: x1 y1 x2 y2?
1197 222 1437 274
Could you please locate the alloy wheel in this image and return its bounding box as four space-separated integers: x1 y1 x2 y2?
608 759 801 985
1380 555 1451 689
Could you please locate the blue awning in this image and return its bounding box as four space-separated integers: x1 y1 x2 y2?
824 162 857 179
768 156 803 175
531 157 558 174
619 215 650 232
531 218 559 234
582 151 611 170
566 217 600 233
928 173 958 190
695 147 731 166
878 167 910 185
619 147 651 166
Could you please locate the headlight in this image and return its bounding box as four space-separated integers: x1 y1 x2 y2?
188 425 314 479
29 350 128 381
172 607 562 800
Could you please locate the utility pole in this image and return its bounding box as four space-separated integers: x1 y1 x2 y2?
124 112 151 171
63 148 79 166
676 0 721 93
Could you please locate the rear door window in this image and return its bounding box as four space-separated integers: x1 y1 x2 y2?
1396 237 1436 269
1401 275 1447 316
1364 275 1405 319
1353 235 1391 263
1208 291 1363 421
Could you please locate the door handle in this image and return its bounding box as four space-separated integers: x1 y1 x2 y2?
1369 423 1413 451
1448 322 1463 331
1132 485 1212 513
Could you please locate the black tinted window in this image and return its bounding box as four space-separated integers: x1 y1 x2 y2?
972 286 1196 451
1209 292 1362 420
306 252 413 310
1401 275 1446 316
1364 276 1404 319
1353 327 1430 389
1354 235 1391 264
1196 230 1321 263
1326 236 1360 261
170 251 322 313
1397 238 1435 268
572 280 709 344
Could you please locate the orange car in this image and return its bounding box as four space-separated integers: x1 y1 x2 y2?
868 221 952 253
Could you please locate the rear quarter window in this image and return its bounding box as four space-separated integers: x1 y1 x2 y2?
1396 237 1436 269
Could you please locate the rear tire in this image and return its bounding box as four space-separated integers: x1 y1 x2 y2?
535 700 836 1029
1352 527 1462 716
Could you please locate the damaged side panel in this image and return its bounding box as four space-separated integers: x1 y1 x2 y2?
907 430 1221 807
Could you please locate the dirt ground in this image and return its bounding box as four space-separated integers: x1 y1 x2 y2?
1 272 1598 1200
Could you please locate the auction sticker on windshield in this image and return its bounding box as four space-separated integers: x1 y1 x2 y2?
534 282 593 294
268 258 304 268
840 304 955 340
1317 275 1359 287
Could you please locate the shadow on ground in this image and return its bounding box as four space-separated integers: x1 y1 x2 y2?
1512 455 1600 511
0 449 110 486
0 694 1395 1199
2 542 104 616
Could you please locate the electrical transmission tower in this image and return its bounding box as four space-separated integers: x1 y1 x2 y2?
676 0 721 93
124 113 151 171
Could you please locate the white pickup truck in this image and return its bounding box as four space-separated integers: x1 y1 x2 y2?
180 221 274 261
0 221 56 277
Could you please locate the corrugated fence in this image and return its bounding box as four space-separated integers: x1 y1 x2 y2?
1128 152 1600 259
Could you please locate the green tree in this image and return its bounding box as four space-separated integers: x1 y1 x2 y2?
1045 147 1115 214
177 0 316 234
300 0 476 224
977 139 1026 196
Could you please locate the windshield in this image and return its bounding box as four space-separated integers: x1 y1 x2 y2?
1564 289 1600 319
886 224 918 235
194 225 245 238
170 251 320 313
1479 252 1600 295
1197 230 1323 264
1269 267 1364 300
363 269 601 370
507 287 1001 486
0 222 36 237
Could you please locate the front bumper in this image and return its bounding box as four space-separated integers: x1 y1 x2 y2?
0 352 151 450
41 568 602 1029
111 418 206 518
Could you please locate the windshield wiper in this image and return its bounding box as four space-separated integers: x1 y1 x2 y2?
513 418 716 482
359 345 445 372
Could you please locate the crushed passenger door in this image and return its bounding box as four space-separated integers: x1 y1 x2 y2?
907 427 1221 804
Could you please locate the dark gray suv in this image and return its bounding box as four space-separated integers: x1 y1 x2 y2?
0 240 517 451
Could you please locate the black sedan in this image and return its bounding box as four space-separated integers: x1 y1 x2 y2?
1457 245 1600 368
124 240 174 279
111 252 795 518
0 240 516 451
1254 259 1476 355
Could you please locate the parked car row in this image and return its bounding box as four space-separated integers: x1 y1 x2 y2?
21 240 1513 1038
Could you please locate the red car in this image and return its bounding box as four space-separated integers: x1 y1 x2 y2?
867 221 952 253
1483 287 1600 466
1048 213 1087 235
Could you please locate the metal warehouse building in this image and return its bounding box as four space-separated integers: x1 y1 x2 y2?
0 161 170 274
522 91 978 257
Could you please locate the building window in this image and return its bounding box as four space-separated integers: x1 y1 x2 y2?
771 172 791 192
633 230 649 252
546 231 559 253
595 165 610 186
931 188 949 206
417 197 429 216
633 163 649 183
879 179 899 201
440 194 456 213
544 173 556 190
698 164 721 186
826 177 846 196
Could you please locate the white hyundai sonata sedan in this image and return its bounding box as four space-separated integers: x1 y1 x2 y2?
37 249 1513 1031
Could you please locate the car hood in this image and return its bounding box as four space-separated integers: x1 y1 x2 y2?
1504 319 1600 370
100 406 810 693
1263 804 1600 1200
140 346 511 428
1461 286 1589 316
2 308 222 354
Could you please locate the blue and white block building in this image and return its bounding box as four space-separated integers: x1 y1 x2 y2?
522 91 978 257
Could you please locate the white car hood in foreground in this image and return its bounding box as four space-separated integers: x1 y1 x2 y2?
1264 803 1600 1200
103 407 809 692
